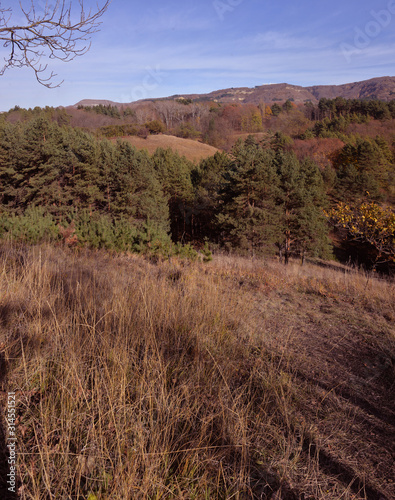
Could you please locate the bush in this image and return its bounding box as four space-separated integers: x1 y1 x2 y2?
175 123 201 139
201 241 213 262
0 210 200 259
145 120 166 134
0 207 59 244
137 127 149 139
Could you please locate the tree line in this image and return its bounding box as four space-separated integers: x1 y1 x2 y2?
6 96 395 149
0 112 393 268
0 115 329 260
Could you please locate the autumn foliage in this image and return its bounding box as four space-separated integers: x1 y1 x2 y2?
327 201 395 265
2 95 395 270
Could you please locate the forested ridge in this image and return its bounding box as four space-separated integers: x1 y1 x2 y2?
0 97 394 270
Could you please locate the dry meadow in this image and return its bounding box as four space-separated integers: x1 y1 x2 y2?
0 243 394 499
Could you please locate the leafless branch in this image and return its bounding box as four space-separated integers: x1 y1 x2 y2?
0 0 111 87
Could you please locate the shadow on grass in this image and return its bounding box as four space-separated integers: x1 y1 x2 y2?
291 367 393 500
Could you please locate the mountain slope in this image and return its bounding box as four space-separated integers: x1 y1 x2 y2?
307 76 395 101
72 76 395 108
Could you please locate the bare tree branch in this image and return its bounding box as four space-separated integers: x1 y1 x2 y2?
0 1 111 87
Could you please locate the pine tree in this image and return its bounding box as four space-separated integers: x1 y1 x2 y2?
68 127 102 211
332 137 393 201
115 141 170 233
151 148 194 239
190 152 231 241
217 140 280 255
274 155 331 263
217 140 331 261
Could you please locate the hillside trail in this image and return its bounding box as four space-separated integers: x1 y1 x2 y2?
245 268 395 499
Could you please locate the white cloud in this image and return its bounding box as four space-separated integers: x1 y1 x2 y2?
116 5 215 36
253 31 325 50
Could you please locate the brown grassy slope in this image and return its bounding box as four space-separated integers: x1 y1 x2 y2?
0 244 394 499
111 134 220 162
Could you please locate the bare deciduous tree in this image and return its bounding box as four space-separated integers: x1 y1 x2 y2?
0 0 111 87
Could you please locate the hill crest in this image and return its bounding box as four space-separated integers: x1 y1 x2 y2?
72 76 395 108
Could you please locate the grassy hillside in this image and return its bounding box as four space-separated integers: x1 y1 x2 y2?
0 243 393 499
111 135 220 163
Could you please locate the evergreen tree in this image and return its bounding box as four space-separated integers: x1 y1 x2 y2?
191 152 231 241
0 117 77 214
274 154 331 263
271 103 282 116
115 141 170 233
217 139 330 261
217 140 279 254
0 121 22 209
332 137 393 201
151 148 194 239
68 127 102 211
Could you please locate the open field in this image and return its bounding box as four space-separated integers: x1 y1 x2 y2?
111 135 220 162
0 243 394 499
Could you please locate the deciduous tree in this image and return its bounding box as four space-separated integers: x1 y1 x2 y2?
327 201 395 266
0 0 110 86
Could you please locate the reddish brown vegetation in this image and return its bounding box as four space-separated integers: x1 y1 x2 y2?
292 138 345 168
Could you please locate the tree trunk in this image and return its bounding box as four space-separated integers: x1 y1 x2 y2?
284 232 291 265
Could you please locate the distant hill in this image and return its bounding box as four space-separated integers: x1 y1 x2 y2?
74 99 120 107
306 76 395 102
72 76 395 108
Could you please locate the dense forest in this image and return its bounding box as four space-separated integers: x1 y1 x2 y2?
0 97 394 270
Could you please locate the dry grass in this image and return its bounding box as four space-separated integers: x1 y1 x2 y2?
111 135 220 163
0 243 394 499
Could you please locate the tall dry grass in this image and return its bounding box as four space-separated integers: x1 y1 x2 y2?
0 243 394 499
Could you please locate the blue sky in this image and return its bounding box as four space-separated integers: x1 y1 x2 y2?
0 0 394 110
